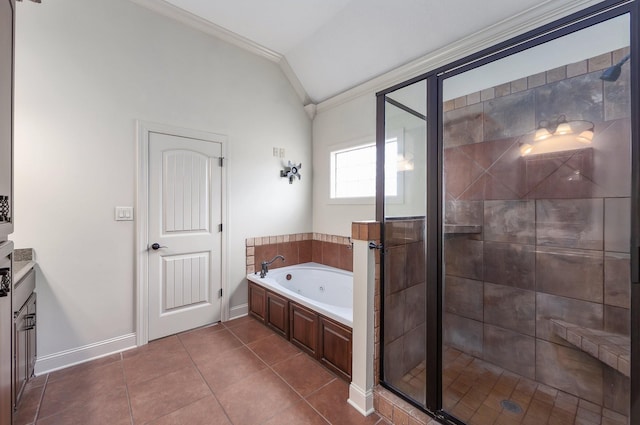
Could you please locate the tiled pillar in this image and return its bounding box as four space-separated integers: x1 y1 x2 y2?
348 221 380 416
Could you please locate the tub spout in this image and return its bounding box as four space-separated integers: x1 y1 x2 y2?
259 255 285 278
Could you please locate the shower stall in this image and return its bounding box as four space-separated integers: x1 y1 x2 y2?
378 2 638 424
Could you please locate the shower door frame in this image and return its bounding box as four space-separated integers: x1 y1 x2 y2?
376 0 640 423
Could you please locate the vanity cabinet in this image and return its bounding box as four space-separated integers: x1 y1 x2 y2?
0 1 12 422
13 269 36 409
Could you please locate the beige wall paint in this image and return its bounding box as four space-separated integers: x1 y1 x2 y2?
13 0 311 363
312 93 376 237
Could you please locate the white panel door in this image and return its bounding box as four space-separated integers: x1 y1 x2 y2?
148 131 222 340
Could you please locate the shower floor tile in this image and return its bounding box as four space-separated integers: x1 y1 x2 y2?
391 347 629 425
442 347 626 425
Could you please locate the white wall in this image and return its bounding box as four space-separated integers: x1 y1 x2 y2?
13 0 311 363
312 94 376 236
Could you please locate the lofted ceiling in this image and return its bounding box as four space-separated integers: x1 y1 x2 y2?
153 0 600 104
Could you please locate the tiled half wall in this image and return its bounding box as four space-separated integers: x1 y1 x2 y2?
443 46 631 418
246 232 353 274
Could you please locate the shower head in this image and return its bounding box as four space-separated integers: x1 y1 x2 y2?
600 53 630 82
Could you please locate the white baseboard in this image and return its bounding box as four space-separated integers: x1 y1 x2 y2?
34 333 137 375
348 383 375 416
228 303 248 320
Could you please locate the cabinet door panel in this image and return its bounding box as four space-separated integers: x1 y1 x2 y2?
266 291 288 338
13 306 26 408
289 302 317 357
319 317 352 381
27 294 36 378
248 282 266 322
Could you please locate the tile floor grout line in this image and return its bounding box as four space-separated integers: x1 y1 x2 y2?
30 372 49 424
177 326 241 425
121 357 135 425
235 322 350 425
250 346 335 425
240 335 309 425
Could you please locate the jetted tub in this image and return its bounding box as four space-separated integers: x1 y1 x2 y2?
247 262 353 327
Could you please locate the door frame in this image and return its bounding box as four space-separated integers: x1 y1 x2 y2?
135 120 228 346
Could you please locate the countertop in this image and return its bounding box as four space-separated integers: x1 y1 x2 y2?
13 260 35 284
13 248 35 284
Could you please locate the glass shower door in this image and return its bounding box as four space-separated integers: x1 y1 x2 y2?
381 79 429 407
441 13 632 425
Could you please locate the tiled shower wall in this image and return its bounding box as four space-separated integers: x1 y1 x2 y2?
383 219 426 384
246 233 353 274
443 47 631 416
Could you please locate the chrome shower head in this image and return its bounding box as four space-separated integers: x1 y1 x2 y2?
600 53 630 82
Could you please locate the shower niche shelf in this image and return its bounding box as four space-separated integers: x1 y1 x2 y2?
551 319 629 377
444 224 482 234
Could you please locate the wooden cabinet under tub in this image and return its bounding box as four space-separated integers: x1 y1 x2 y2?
248 282 352 381
319 317 352 381
248 282 266 322
266 291 288 338
289 302 318 356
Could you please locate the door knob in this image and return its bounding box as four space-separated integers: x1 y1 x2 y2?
150 243 167 250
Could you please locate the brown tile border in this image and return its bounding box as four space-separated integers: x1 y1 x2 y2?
352 221 381 241
246 232 353 273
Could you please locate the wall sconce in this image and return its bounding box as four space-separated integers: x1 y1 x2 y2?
520 115 594 156
280 161 302 184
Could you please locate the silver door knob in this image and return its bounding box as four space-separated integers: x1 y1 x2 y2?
150 243 167 250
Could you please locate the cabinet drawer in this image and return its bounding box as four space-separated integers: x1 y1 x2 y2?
13 268 34 313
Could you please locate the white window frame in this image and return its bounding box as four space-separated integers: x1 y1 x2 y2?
327 131 405 205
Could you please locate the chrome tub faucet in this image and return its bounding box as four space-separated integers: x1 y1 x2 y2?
258 255 285 278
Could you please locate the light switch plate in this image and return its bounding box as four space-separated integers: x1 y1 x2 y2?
115 206 134 221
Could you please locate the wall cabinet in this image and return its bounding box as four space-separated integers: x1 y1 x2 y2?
248 283 352 381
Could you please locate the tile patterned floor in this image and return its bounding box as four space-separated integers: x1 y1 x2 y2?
14 316 389 425
398 346 629 425
387 346 630 425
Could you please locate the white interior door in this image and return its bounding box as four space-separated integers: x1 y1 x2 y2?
148 131 222 340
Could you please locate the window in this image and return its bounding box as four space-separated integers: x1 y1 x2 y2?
330 135 401 201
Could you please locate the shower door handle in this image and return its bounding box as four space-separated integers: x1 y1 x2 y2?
632 245 640 284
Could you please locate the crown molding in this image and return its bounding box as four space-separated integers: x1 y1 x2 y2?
129 0 311 104
316 0 603 113
129 0 282 62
